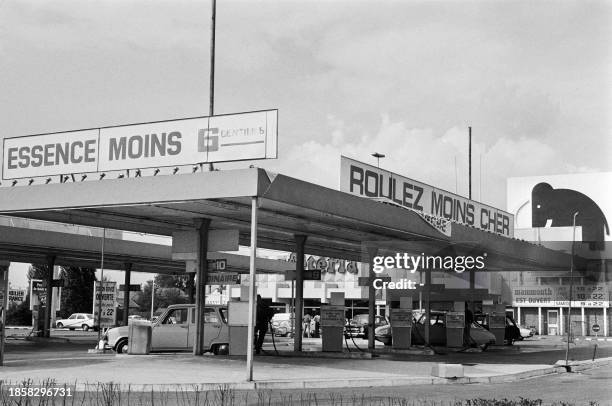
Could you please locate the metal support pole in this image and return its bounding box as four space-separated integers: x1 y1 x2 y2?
367 246 378 350
424 264 432 344
97 229 106 342
0 262 9 366
294 235 307 352
44 255 56 338
468 126 472 199
194 219 211 355
123 263 132 326
246 197 258 381
208 0 217 172
150 282 155 320
604 307 608 337
565 211 578 367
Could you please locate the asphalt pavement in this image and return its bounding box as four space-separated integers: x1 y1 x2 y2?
2 333 611 394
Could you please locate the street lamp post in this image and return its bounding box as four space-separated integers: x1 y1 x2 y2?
150 282 155 321
565 211 579 367
371 152 385 168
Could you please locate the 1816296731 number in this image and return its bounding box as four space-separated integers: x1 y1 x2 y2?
8 386 73 397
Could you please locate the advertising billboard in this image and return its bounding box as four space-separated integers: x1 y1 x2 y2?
507 172 611 251
340 156 514 237
93 281 117 328
511 285 609 308
2 110 278 180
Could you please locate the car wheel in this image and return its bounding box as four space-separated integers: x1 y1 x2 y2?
116 339 129 354
82 325 90 332
56 322 63 329
69 328 75 331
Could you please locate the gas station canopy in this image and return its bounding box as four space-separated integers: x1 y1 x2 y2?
0 168 577 272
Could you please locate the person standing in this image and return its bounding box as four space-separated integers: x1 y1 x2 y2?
303 313 312 338
255 295 273 354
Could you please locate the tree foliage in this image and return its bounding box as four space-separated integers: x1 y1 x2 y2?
59 266 97 318
27 264 50 280
133 280 189 315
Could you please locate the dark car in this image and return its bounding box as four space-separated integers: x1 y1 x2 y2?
345 314 388 338
474 313 521 345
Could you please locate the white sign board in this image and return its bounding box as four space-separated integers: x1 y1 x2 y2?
512 285 609 308
8 289 26 303
340 156 514 237
2 110 278 180
93 281 117 328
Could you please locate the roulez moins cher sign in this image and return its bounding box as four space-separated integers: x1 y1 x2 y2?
340 156 514 237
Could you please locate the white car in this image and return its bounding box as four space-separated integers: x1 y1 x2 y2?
55 313 95 331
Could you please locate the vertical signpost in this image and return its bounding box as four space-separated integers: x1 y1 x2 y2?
93 281 117 330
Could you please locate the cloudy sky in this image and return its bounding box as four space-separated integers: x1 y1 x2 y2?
2 0 611 285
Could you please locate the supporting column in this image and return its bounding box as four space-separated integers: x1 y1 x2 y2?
44 255 56 338
123 263 132 326
469 268 475 314
424 265 432 344
193 219 211 355
517 307 522 326
581 307 586 336
246 197 258 382
538 307 542 336
293 235 307 353
560 307 564 335
604 307 608 337
366 245 378 351
0 261 9 366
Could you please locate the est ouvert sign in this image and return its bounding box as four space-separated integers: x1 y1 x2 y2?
2 110 278 181
340 156 514 237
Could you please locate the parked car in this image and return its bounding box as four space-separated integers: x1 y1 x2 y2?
271 313 294 337
474 313 521 344
103 304 228 354
345 314 388 338
374 311 496 350
55 313 95 331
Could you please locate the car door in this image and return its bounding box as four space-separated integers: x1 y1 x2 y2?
186 307 224 351
203 308 223 350
66 314 78 328
151 308 189 351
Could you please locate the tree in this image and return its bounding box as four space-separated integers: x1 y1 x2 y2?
133 280 188 315
28 264 50 281
154 274 189 291
59 266 97 318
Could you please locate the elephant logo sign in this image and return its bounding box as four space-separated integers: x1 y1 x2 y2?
532 183 610 250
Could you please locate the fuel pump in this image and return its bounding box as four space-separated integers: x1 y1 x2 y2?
321 292 345 352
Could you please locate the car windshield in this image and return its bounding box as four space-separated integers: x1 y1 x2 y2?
86 314 93 319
